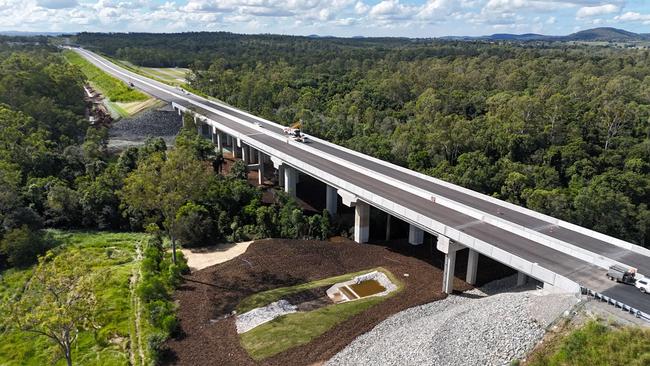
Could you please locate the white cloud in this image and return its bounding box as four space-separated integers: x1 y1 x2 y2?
615 11 650 24
354 1 368 14
576 4 619 19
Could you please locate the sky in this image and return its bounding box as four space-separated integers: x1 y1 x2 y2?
0 0 649 37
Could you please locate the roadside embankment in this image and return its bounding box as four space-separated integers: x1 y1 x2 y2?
327 275 579 366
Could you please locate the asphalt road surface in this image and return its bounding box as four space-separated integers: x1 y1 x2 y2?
74 48 650 315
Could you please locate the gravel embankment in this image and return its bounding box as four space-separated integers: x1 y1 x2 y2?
327 276 579 366
108 106 182 150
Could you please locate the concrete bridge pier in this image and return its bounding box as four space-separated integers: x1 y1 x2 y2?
408 225 424 245
385 214 392 240
283 165 297 196
214 128 223 154
517 272 528 286
437 235 463 294
466 249 479 285
234 139 242 159
241 144 249 164
257 150 265 185
354 201 370 244
325 185 337 215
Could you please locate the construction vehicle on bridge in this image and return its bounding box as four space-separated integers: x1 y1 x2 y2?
283 120 309 143
607 264 637 284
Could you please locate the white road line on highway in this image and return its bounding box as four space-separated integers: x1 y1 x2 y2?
455 220 485 231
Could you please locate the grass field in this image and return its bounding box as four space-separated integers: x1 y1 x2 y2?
114 60 190 86
525 320 650 366
239 267 402 360
64 51 149 103
0 231 149 366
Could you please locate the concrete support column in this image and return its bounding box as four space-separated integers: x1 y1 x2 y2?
241 144 249 163
251 148 258 164
466 249 479 285
354 201 370 244
234 139 242 159
408 224 424 245
216 131 223 153
437 235 462 294
278 165 285 187
257 150 265 185
325 185 337 215
517 272 527 286
283 165 296 196
443 249 457 294
385 214 391 241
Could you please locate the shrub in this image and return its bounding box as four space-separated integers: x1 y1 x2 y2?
0 226 52 268
147 331 168 362
137 276 168 303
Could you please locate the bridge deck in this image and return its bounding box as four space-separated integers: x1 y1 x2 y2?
75 48 650 314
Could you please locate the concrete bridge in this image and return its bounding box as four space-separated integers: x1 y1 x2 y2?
73 47 650 318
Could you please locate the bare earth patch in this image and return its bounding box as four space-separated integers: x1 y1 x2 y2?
181 241 254 272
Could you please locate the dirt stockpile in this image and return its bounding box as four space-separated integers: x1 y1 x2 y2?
164 239 470 366
108 106 182 150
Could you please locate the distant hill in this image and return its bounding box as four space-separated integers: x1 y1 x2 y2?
440 27 648 42
565 27 645 41
0 31 74 36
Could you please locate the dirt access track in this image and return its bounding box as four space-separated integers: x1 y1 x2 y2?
164 238 476 366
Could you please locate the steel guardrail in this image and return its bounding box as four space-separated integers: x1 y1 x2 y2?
580 287 650 322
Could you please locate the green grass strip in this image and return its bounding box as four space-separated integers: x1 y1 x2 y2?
64 50 148 103
527 320 650 366
238 268 402 360
237 267 387 313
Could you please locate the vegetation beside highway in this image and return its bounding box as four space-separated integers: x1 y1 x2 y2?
64 50 148 103
0 39 336 364
0 231 145 365
525 320 650 366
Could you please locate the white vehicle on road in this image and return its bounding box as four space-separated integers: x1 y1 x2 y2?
636 277 650 294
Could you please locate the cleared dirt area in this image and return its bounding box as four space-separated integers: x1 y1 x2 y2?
182 241 253 272
163 238 474 365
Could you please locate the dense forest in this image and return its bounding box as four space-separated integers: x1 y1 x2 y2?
0 37 331 364
0 37 328 271
76 32 650 248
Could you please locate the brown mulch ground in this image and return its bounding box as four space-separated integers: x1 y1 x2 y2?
163 238 475 366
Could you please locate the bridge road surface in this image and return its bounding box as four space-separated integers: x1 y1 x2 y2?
75 48 650 314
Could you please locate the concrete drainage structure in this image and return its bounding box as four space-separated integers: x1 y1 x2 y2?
327 271 397 303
